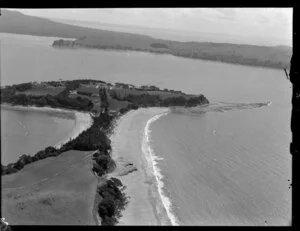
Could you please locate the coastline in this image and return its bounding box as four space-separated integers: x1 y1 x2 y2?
51 44 290 71
1 103 101 225
108 107 177 225
1 103 93 150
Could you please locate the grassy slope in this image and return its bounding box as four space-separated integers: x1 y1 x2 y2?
16 87 65 96
110 88 191 100
0 9 292 69
2 150 99 225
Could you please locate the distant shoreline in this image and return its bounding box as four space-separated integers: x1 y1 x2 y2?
1 9 292 70
53 44 289 71
0 32 290 72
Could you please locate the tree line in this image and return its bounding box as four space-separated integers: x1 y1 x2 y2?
110 91 209 108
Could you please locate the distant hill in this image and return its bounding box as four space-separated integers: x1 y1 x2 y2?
0 9 154 40
0 9 292 69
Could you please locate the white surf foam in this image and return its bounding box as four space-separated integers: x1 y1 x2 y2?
142 111 179 226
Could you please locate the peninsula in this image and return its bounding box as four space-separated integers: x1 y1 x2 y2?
1 79 209 225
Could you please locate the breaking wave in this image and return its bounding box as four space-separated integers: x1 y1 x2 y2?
142 111 180 226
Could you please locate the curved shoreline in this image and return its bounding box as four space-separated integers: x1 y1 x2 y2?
1 104 98 225
1 103 93 151
2 105 175 225
109 107 175 225
54 111 93 149
143 111 179 225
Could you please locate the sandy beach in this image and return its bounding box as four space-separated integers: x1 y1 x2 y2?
54 111 93 149
109 107 173 225
2 106 172 225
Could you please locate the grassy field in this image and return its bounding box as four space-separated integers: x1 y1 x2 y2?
16 87 65 96
69 93 92 101
77 85 99 95
90 95 129 113
108 96 130 111
1 150 99 225
109 88 190 100
12 82 191 114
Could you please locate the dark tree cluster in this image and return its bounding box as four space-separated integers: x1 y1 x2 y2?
59 114 112 152
1 146 60 175
119 103 139 115
125 94 161 107
150 43 169 49
111 92 209 109
52 39 75 47
97 177 128 226
12 82 33 92
160 95 209 107
0 86 16 102
77 91 92 97
1 113 114 175
99 88 109 114
3 93 93 111
92 150 116 176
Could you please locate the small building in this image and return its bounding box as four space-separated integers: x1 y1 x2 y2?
56 81 65 87
95 82 107 88
128 84 135 89
69 90 77 95
40 82 49 88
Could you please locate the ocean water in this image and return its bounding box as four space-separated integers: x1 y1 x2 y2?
149 102 291 225
148 83 291 225
0 33 292 225
1 108 75 165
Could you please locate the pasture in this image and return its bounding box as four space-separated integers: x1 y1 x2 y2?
109 88 191 100
16 87 65 96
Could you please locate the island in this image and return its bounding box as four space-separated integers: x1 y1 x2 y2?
0 9 292 70
1 79 209 225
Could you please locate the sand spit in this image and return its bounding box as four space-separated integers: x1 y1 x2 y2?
108 107 173 225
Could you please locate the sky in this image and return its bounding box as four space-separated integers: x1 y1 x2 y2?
11 8 293 46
